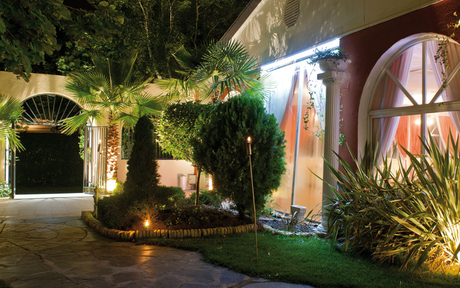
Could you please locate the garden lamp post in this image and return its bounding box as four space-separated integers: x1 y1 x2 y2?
247 136 258 261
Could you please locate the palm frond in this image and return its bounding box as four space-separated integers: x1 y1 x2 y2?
59 110 103 135
0 94 24 150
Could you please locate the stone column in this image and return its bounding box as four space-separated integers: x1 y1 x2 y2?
317 70 350 228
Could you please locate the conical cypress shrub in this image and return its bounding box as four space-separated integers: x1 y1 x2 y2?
124 116 159 201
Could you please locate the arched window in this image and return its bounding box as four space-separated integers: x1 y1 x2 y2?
359 34 460 163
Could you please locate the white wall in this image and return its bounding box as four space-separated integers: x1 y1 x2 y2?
232 0 441 65
0 71 69 102
118 159 195 188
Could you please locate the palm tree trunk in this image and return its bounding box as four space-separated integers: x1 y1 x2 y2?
106 112 120 180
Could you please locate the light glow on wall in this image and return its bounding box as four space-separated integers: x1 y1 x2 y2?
261 38 340 71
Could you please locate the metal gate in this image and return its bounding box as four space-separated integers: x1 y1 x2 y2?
83 126 107 194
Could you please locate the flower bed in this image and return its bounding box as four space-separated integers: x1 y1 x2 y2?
81 211 256 241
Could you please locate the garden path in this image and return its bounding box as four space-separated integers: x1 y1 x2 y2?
0 197 313 288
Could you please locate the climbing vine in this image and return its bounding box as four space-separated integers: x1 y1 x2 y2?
435 12 460 87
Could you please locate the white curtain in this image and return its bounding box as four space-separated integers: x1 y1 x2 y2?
372 48 414 161
264 64 299 124
428 40 460 133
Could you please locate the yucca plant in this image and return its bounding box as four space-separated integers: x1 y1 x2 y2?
325 133 460 272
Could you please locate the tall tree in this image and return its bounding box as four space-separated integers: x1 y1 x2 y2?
157 101 213 205
61 54 163 181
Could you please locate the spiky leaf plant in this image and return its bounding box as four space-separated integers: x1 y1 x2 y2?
326 133 460 272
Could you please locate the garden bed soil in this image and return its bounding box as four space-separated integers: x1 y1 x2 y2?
128 205 252 231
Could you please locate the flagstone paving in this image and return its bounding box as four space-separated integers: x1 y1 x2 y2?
0 197 313 287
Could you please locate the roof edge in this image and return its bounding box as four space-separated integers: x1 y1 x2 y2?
221 0 262 41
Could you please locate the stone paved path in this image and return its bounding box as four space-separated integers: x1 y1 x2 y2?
0 198 313 288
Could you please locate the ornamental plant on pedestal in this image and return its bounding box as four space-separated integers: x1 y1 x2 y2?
308 47 351 72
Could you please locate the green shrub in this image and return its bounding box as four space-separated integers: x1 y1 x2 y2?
156 185 186 209
189 189 224 207
0 183 11 198
193 95 286 219
157 101 213 205
97 186 186 230
97 193 131 230
112 180 124 194
326 134 460 272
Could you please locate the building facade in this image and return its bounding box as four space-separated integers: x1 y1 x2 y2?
227 0 460 220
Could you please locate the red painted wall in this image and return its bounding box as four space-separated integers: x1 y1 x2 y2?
340 0 460 163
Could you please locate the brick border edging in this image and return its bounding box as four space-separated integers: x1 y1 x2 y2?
81 211 256 241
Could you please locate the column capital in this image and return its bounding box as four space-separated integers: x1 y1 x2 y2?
317 71 350 86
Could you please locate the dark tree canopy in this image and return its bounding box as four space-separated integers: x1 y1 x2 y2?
0 0 71 81
0 0 250 80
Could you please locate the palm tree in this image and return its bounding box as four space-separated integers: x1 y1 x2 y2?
0 94 24 151
158 39 266 102
61 54 163 181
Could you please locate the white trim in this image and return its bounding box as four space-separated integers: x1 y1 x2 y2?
14 193 93 199
369 100 460 118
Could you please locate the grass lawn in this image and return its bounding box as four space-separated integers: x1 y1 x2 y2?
145 231 460 288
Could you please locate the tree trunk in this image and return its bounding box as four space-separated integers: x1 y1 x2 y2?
195 167 201 206
138 0 153 60
106 112 120 180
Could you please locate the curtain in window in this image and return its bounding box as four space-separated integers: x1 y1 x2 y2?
265 64 299 124
264 64 299 211
294 66 323 216
372 48 414 161
428 41 460 133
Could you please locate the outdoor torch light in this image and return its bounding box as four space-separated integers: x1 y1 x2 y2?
144 220 150 231
247 136 252 155
247 135 258 261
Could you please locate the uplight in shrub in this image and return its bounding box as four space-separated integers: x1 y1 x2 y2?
208 176 213 191
107 179 117 192
144 220 150 230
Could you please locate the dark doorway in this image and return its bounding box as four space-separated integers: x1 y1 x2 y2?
16 132 83 194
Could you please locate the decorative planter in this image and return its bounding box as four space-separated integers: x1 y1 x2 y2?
318 59 350 72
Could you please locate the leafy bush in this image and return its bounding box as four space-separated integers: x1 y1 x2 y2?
97 185 186 230
156 185 186 209
326 134 460 272
157 101 213 205
194 95 286 219
97 194 131 230
0 183 11 198
189 189 224 207
112 180 124 194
